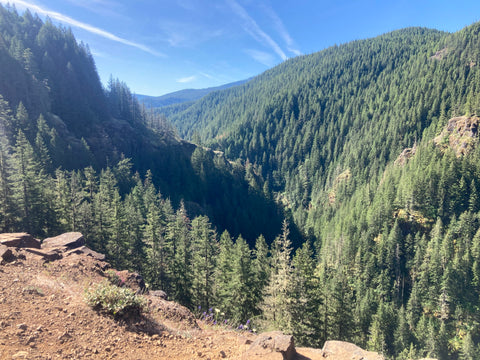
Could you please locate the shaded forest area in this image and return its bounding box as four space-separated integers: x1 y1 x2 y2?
0 4 286 245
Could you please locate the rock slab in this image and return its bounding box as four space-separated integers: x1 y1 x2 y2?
0 233 40 249
65 246 106 261
245 331 296 360
42 232 85 250
24 248 63 262
321 340 384 360
149 290 167 299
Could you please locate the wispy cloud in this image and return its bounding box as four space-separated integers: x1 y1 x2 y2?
245 49 276 67
0 0 164 57
226 0 287 62
158 20 224 48
64 0 126 20
199 71 215 80
177 75 197 83
261 4 302 56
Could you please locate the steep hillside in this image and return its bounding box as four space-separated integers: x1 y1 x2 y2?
4 3 480 357
166 22 480 240
164 22 480 358
0 4 284 243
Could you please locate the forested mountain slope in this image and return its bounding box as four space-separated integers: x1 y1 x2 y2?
167 23 480 238
4 3 480 357
0 5 284 243
163 23 480 358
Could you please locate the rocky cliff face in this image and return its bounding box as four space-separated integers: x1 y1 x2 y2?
0 232 383 360
434 115 479 156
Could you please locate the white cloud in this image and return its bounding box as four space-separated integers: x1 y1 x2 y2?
199 71 214 80
177 75 197 83
245 49 276 67
0 0 164 57
226 0 287 61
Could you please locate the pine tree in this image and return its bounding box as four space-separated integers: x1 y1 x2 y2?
290 240 323 347
0 119 15 232
367 301 397 357
10 130 46 234
230 235 255 323
167 202 193 307
191 215 218 310
460 331 477 360
144 187 170 291
214 230 235 315
261 220 293 332
252 234 270 314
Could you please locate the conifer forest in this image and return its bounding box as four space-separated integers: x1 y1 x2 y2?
2 4 480 359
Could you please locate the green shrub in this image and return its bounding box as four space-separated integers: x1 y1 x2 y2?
84 280 146 317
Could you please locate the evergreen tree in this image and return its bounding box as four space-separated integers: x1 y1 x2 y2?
10 130 46 234
251 234 270 314
230 235 255 323
262 220 293 332
167 202 193 307
214 230 235 315
191 215 218 310
290 240 323 347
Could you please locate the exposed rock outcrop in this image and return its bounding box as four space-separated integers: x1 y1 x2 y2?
430 47 448 60
64 246 106 261
434 115 479 156
1 232 384 360
0 233 40 249
150 290 168 300
244 331 296 360
23 248 63 262
42 232 85 250
321 340 384 360
394 145 416 166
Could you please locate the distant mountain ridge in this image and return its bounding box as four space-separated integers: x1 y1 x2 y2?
136 79 249 108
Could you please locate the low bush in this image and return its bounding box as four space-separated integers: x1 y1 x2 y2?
84 280 146 317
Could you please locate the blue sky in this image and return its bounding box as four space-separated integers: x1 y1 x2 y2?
2 0 480 95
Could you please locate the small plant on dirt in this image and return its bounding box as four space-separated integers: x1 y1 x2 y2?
84 280 146 317
22 285 45 296
105 269 126 287
196 306 256 333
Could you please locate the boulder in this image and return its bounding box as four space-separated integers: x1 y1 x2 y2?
24 248 62 262
321 340 384 360
0 233 40 249
245 331 296 360
42 232 85 250
149 290 167 299
0 244 15 262
64 246 106 261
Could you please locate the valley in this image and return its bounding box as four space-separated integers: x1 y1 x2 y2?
1 3 480 359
